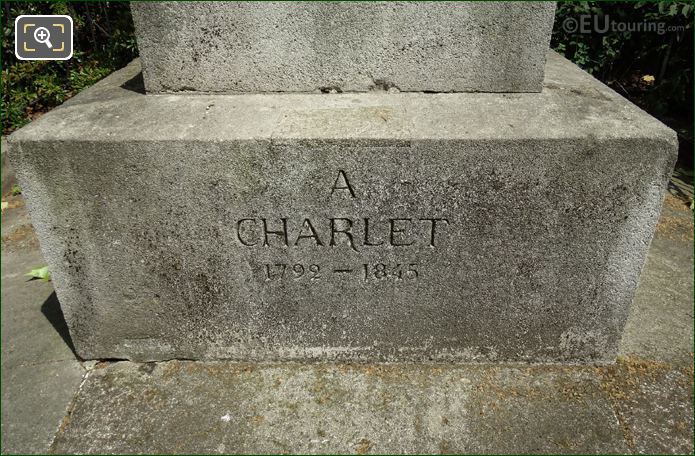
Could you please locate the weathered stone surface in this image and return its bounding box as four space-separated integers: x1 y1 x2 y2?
50 361 631 454
130 1 556 94
8 52 676 363
3 187 691 453
48 358 695 454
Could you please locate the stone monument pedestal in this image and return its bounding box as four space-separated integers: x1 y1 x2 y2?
131 1 556 93
8 51 676 363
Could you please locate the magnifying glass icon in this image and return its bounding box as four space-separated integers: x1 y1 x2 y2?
33 27 53 49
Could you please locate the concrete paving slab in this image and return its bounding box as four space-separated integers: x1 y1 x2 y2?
597 357 694 454
1 201 85 454
50 361 631 454
2 202 78 368
1 361 84 454
620 194 694 366
0 198 33 247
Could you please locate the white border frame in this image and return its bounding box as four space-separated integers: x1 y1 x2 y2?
15 14 73 61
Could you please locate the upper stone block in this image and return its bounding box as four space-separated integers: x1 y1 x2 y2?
131 1 557 94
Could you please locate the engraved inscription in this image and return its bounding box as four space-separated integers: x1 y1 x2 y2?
264 263 321 281
331 170 356 198
237 218 449 250
363 263 418 281
262 263 420 282
241 170 450 284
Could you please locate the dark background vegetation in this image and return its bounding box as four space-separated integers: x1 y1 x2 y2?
552 1 693 172
2 1 693 172
2 1 136 133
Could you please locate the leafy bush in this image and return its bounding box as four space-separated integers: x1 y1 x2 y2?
552 2 693 168
2 2 137 134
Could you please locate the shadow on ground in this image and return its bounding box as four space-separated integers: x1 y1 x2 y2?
40 292 77 358
121 71 145 94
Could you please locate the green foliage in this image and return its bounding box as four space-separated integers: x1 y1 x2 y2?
25 265 51 282
552 2 693 167
2 2 138 134
10 184 21 196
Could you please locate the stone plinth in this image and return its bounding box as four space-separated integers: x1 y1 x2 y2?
130 1 556 94
8 52 676 362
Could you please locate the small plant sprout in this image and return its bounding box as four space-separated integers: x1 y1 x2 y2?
26 266 51 282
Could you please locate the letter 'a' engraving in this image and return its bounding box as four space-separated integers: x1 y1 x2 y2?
331 170 356 198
